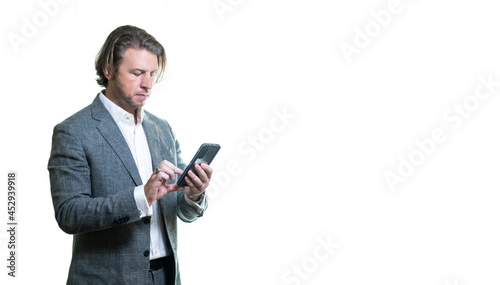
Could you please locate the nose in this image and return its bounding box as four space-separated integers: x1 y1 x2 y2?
141 74 153 90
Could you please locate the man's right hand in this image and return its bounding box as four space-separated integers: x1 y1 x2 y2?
144 160 184 205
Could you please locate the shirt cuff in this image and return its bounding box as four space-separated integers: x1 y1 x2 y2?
184 192 206 214
134 185 153 218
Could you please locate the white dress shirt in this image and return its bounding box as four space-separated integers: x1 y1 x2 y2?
99 92 204 260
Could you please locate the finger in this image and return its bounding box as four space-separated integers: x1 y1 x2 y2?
183 176 194 191
161 159 176 169
158 161 176 180
145 171 170 204
154 167 161 174
174 167 184 176
184 176 200 192
200 163 213 179
188 170 204 188
194 164 209 183
164 164 184 180
166 184 184 192
155 178 184 200
154 171 170 186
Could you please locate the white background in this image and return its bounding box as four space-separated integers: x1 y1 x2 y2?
1 0 500 284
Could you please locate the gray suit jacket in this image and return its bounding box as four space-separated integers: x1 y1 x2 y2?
48 95 206 284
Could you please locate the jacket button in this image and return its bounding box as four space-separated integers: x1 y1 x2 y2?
143 217 151 224
144 250 150 257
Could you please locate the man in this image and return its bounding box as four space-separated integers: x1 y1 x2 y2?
48 25 211 285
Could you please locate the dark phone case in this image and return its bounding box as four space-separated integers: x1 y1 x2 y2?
177 143 221 187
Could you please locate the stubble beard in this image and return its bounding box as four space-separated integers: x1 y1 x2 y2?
115 78 148 112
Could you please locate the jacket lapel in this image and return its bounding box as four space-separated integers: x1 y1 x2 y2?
90 95 143 186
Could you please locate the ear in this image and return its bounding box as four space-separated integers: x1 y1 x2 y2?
103 66 113 80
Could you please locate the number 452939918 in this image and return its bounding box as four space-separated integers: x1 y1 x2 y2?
7 172 16 221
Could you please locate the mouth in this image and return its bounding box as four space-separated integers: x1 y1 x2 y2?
136 94 149 100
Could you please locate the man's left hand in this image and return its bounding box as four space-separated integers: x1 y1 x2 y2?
183 163 213 201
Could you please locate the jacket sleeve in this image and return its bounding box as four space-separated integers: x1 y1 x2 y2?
48 123 141 234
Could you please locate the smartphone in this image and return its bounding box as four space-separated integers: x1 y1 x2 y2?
177 143 221 187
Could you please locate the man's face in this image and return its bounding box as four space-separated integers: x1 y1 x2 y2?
105 48 158 114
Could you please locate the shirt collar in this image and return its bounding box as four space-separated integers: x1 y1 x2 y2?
99 91 146 125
